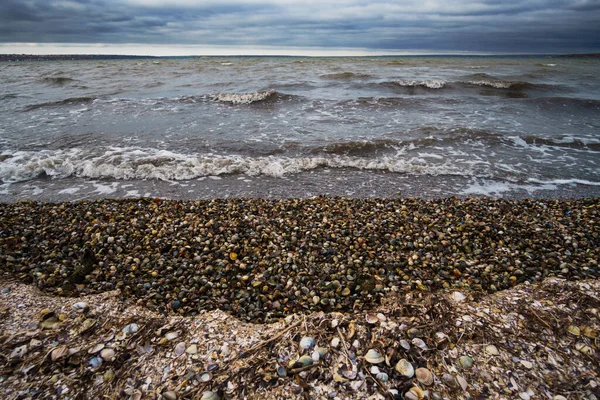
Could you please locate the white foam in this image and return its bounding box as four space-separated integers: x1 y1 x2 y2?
396 80 446 89
461 180 557 196
542 63 557 67
527 178 600 186
0 146 491 182
466 80 517 89
58 187 81 194
212 90 276 105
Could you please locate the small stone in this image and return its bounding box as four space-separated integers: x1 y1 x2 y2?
1 288 10 294
71 302 89 312
171 301 181 311
520 360 533 369
107 236 115 244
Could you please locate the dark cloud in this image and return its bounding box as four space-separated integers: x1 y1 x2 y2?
0 0 599 53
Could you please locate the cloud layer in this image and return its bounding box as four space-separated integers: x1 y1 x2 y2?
1 0 599 54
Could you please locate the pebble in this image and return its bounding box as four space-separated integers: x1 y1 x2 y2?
1 198 598 322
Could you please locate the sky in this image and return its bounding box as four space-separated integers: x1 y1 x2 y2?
0 0 599 56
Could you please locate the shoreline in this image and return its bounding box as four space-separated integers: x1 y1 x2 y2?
1 196 599 398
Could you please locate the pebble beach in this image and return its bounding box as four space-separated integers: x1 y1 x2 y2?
1 197 599 399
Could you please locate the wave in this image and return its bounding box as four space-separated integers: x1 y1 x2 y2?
41 77 76 85
211 90 280 105
312 139 400 156
0 147 492 183
464 80 528 89
394 80 446 89
23 97 96 111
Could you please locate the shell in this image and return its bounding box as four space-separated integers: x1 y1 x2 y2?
567 325 580 336
165 331 179 341
458 355 473 369
394 359 414 378
376 372 389 382
276 366 287 377
405 386 425 400
457 375 468 391
88 343 105 354
415 367 434 386
174 342 186 356
299 336 315 350
365 313 379 324
100 348 115 362
200 391 219 400
51 346 69 362
412 338 428 350
78 319 97 335
399 339 411 350
485 345 499 356
331 337 340 348
441 373 458 388
407 328 422 338
364 349 384 364
88 356 102 368
122 323 139 334
333 372 348 383
198 372 212 382
295 355 314 367
451 291 466 302
376 313 387 322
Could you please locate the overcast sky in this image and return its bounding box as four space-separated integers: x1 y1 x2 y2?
1 0 599 55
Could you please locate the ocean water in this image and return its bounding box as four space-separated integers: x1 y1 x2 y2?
1 56 599 202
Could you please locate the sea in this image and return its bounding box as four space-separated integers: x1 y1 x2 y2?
1 55 599 202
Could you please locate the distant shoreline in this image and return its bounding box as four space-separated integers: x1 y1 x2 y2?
1 53 599 62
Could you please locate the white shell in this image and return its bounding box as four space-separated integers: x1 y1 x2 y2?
299 336 315 350
88 343 105 354
399 339 411 350
365 313 379 324
200 391 219 400
331 337 340 348
122 323 139 334
165 331 179 340
451 291 466 302
485 345 499 356
365 349 384 364
395 359 414 377
412 338 428 350
457 375 468 391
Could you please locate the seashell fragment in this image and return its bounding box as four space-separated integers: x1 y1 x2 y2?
451 291 466 302
441 373 458 388
198 372 212 382
457 375 468 391
582 326 597 339
200 391 219 400
299 336 315 350
485 345 499 356
458 355 473 369
78 319 97 335
395 359 414 378
51 346 69 362
122 323 139 334
165 331 179 341
412 338 428 350
365 313 379 324
376 313 386 322
399 339 411 350
293 355 314 367
331 337 340 348
100 348 115 362
415 367 434 386
405 386 425 400
186 344 198 354
333 372 348 383
567 325 580 336
88 343 105 354
365 349 384 364
276 366 287 377
72 302 89 313
89 356 102 368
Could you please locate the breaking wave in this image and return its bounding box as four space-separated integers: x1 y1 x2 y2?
395 80 446 89
0 146 492 183
211 89 279 105
464 80 528 89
